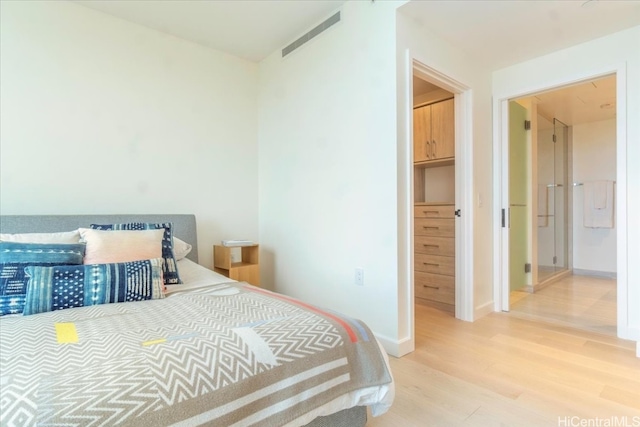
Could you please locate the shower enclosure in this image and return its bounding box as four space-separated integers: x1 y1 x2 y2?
536 117 569 282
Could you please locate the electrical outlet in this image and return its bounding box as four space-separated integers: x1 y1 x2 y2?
355 268 364 286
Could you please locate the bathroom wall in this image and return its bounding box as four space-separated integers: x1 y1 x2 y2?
572 118 617 276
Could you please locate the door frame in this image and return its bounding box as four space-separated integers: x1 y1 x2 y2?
410 58 474 323
492 64 629 340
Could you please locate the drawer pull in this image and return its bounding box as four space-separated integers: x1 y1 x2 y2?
422 285 440 290
423 262 440 267
422 226 439 230
423 244 439 248
423 210 439 214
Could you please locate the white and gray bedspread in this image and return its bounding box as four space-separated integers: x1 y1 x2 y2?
0 280 393 426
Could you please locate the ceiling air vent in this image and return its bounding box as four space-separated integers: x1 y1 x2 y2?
282 11 341 58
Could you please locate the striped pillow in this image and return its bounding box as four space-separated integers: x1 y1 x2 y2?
0 242 86 316
23 258 164 316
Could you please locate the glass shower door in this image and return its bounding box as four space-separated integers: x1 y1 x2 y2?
537 118 568 281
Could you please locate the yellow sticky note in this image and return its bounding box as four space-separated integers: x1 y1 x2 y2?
55 323 78 344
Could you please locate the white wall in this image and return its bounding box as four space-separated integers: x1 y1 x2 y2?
0 1 259 268
259 0 495 355
258 1 401 352
572 119 617 274
493 26 640 341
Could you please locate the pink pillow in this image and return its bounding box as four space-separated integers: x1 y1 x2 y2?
79 228 164 265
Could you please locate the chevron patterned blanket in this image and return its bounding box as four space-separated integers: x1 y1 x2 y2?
0 282 393 426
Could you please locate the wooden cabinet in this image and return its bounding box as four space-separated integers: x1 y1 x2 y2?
213 244 260 286
413 97 455 310
413 98 455 164
414 203 455 307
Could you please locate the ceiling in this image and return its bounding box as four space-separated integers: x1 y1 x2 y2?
399 0 640 71
74 0 347 62
413 77 440 97
75 0 640 67
519 75 616 127
75 0 637 125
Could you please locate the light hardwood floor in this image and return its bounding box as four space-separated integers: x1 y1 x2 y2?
368 284 639 426
510 274 617 337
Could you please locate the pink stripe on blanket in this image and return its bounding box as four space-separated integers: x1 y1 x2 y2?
244 286 359 343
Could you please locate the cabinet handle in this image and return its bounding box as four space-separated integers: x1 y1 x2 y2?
432 140 437 157
423 226 439 230
426 140 431 159
422 285 440 290
423 244 439 248
423 210 439 215
423 262 440 267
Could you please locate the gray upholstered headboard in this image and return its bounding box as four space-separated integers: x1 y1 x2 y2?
0 214 199 263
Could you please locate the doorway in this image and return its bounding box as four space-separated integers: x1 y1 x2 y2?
412 74 456 314
410 60 474 324
502 75 618 336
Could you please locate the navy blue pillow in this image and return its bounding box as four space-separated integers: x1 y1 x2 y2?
23 258 164 316
90 222 181 284
0 242 86 315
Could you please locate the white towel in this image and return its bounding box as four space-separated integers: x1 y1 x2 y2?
583 180 614 228
591 181 608 209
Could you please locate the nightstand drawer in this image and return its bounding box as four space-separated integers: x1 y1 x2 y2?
415 253 455 276
414 205 454 218
415 218 454 237
415 271 455 304
415 236 454 256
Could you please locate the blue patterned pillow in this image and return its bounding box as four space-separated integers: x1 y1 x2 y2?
23 258 165 316
90 222 181 284
0 242 86 316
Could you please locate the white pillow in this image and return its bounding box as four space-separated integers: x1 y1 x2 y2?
173 237 193 261
79 228 164 265
0 230 81 244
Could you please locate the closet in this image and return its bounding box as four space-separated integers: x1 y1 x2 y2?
413 87 455 311
413 99 455 162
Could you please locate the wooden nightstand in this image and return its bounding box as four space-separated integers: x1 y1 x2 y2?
213 244 260 286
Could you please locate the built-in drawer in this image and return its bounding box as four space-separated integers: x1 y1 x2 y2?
414 204 454 219
415 235 454 256
415 253 455 276
415 271 455 305
415 218 454 237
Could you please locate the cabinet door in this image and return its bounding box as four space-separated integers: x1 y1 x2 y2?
431 99 455 160
413 105 431 162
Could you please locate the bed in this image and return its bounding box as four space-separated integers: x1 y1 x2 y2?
0 214 394 427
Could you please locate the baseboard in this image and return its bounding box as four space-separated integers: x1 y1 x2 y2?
573 268 617 279
474 301 494 320
374 333 413 358
533 269 573 291
396 336 414 357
